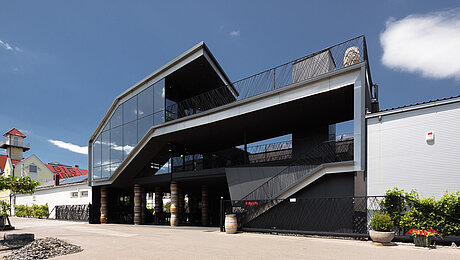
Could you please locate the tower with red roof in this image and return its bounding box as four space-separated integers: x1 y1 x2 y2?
0 128 30 161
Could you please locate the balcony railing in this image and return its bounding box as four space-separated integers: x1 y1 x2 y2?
0 139 30 149
166 35 371 120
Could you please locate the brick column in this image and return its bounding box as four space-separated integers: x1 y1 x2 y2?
170 181 179 226
100 187 108 224
154 187 163 224
201 185 208 226
134 184 142 225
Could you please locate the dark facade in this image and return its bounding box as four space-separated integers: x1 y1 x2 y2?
88 37 377 231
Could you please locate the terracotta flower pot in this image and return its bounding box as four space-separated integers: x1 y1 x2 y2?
369 230 395 243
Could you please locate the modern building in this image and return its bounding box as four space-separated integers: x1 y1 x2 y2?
88 36 378 228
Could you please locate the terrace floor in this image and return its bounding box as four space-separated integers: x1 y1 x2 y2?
1 217 459 259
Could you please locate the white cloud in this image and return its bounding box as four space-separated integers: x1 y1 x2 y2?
48 139 88 155
380 8 460 80
229 30 240 38
0 39 23 52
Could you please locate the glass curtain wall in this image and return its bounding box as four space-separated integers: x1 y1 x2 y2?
92 78 165 180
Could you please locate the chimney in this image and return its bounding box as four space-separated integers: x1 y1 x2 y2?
54 174 60 186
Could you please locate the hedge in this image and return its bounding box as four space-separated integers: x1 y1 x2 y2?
15 204 49 218
382 188 460 236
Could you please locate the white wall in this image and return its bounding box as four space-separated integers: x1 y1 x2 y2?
15 183 92 218
367 101 460 199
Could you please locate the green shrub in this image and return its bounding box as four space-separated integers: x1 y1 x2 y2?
15 204 48 218
371 212 393 232
382 188 460 236
163 202 171 213
0 201 10 216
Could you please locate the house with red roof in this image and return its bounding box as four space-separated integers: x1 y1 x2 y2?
1 128 90 219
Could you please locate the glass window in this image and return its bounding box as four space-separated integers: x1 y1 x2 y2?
93 166 102 179
123 121 137 158
165 98 177 121
102 164 111 178
80 191 88 197
138 114 153 142
154 79 165 113
29 165 37 173
102 119 110 132
110 126 123 164
138 86 153 118
110 163 120 176
101 131 110 166
154 111 164 125
123 96 137 124
111 105 123 128
93 135 102 167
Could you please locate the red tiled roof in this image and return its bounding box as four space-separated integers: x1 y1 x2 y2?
45 164 88 180
0 155 7 172
11 159 21 165
4 128 26 138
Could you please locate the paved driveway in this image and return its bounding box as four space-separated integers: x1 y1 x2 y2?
1 217 459 259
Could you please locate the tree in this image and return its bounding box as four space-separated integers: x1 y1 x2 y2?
0 176 39 217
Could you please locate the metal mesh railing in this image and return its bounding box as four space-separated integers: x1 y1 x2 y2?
241 140 354 201
166 36 369 120
221 196 460 236
55 204 89 221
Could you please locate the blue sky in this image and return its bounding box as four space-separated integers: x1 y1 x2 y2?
1 1 459 169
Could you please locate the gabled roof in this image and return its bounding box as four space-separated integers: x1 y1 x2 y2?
0 155 7 172
4 128 26 138
0 154 22 171
45 164 88 180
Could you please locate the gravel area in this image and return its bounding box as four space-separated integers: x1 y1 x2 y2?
3 237 82 260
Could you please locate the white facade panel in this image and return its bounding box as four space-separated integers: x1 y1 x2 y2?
15 183 92 219
367 102 460 198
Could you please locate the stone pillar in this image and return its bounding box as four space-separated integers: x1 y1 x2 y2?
134 184 142 225
100 187 108 224
141 187 146 224
178 188 184 222
170 181 179 226
201 185 208 226
154 187 163 224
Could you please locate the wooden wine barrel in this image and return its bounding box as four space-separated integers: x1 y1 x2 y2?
225 214 238 234
170 182 178 226
201 185 208 225
134 184 142 225
100 187 108 223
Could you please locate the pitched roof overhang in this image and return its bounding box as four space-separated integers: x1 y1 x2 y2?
89 42 234 143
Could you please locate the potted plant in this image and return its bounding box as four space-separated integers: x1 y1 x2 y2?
369 212 394 244
407 228 438 248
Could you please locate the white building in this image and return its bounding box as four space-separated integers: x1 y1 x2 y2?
15 175 91 219
367 96 460 198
